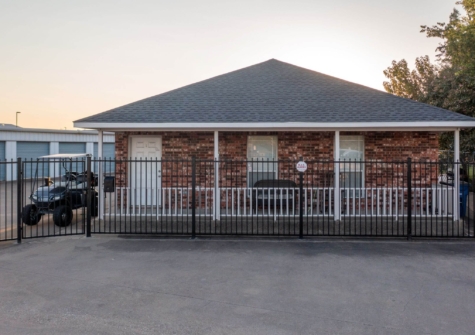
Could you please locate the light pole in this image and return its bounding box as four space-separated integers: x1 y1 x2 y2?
16 111 21 127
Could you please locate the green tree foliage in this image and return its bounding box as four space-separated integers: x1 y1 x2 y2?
421 0 475 76
383 56 438 102
384 0 475 156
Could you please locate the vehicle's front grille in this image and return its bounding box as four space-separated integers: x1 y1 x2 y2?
35 202 51 209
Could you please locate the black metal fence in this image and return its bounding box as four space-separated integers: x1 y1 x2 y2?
1 157 474 242
90 158 474 238
0 160 18 241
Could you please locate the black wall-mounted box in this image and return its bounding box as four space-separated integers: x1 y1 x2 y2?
104 176 115 192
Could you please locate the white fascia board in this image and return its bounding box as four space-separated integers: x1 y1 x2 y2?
0 127 114 135
73 121 475 132
0 130 115 142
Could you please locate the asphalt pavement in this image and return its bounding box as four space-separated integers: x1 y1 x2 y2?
0 237 475 335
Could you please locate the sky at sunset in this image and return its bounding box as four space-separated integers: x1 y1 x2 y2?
0 0 461 130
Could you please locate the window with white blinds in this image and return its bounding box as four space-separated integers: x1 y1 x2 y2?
339 135 364 194
247 136 278 187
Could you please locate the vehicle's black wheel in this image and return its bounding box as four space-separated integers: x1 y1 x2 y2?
91 196 99 217
22 204 42 226
53 205 73 227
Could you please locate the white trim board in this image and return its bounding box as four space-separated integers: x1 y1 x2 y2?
0 131 115 142
73 121 475 132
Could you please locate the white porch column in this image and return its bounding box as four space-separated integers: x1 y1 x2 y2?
454 129 460 221
98 130 104 220
5 141 16 181
49 142 59 178
334 131 340 221
214 131 220 220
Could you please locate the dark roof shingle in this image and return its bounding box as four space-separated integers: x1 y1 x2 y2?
75 59 474 124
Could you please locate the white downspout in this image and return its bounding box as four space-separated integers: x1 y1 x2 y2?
214 131 220 221
334 131 340 221
454 129 460 221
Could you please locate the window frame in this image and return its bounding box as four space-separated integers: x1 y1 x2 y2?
339 135 365 196
247 135 278 188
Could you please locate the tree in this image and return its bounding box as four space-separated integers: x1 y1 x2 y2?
421 0 475 77
383 0 475 157
383 56 438 102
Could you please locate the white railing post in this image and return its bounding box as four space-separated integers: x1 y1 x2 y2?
334 131 340 221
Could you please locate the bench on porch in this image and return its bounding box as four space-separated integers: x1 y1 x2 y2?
252 179 297 210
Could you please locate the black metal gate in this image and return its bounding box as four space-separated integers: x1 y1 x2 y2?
1 157 474 243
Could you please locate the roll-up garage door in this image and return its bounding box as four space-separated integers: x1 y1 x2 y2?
59 142 86 154
18 142 50 178
94 143 115 173
0 142 5 180
59 142 87 174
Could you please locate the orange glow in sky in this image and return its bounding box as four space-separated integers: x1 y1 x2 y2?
0 0 460 129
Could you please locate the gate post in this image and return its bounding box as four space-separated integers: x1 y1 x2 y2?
86 156 92 237
407 158 412 240
191 156 196 239
16 158 22 244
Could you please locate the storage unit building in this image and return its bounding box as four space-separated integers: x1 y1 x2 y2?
0 124 114 181
17 141 50 178
0 141 5 180
59 142 87 173
94 143 115 173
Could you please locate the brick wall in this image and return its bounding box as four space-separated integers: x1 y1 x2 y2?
115 131 214 190
349 131 439 188
116 131 215 160
116 131 438 161
220 132 334 160
114 131 439 190
363 132 438 162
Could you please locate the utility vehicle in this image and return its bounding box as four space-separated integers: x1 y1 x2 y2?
22 154 98 227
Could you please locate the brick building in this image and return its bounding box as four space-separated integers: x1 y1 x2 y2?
74 59 475 221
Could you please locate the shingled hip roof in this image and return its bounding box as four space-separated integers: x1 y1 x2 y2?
74 59 475 131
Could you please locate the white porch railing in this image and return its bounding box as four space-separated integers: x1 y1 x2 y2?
105 187 215 217
339 187 454 217
104 186 456 219
219 187 334 217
